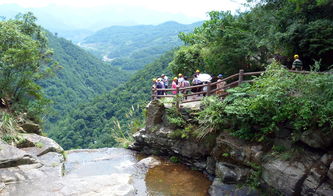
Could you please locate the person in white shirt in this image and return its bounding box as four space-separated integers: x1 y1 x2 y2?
161 74 169 89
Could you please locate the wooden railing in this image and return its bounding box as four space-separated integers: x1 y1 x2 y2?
151 69 332 106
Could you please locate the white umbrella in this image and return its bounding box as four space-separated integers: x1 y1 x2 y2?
197 73 212 82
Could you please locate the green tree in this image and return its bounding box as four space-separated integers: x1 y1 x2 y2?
171 0 333 76
0 12 57 118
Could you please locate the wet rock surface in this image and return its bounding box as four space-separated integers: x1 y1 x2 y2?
1 142 212 196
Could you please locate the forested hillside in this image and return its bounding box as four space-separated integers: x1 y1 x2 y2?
79 21 202 71
41 32 129 128
48 51 173 149
47 0 333 150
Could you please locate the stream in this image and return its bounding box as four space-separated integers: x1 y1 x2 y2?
6 148 211 195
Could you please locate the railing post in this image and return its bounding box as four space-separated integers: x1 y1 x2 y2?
151 87 156 100
176 86 180 109
206 81 211 96
238 69 244 85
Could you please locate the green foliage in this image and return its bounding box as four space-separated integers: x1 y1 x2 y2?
246 167 262 190
42 31 129 128
35 142 44 148
108 105 144 148
0 112 17 136
198 61 333 142
169 156 180 163
271 145 288 157
81 21 202 71
166 106 186 128
1 134 26 146
48 51 173 149
0 13 57 119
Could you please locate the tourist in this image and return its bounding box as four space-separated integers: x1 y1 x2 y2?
156 78 164 96
161 74 169 89
216 74 227 95
292 54 303 71
178 73 184 87
182 76 190 100
195 69 201 77
192 74 201 93
172 77 178 95
152 78 157 88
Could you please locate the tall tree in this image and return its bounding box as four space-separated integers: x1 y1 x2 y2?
0 13 57 118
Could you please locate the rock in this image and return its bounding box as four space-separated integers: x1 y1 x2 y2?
301 162 329 195
206 156 216 175
300 129 333 149
212 132 263 166
0 140 37 168
209 178 259 196
0 182 5 192
320 153 333 167
39 152 64 167
20 122 41 135
314 182 333 196
215 162 250 184
131 126 215 167
146 100 165 131
2 174 136 196
262 153 319 195
0 163 45 184
20 134 63 156
328 162 333 184
136 156 161 169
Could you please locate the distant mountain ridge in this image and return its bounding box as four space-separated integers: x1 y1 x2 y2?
79 21 203 71
0 3 202 42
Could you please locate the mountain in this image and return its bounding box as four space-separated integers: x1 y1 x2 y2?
79 21 203 71
41 32 129 127
0 3 202 42
48 50 174 149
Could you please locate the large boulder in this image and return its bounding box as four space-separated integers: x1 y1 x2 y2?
136 156 161 170
146 100 165 131
300 129 333 149
209 178 259 196
262 152 319 195
19 134 63 156
262 159 306 195
0 140 37 168
301 163 329 195
215 162 250 184
211 132 263 166
131 126 215 168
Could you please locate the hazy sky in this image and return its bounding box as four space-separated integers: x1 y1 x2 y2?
0 0 246 19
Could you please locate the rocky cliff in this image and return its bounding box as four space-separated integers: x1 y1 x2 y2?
0 114 65 194
130 100 333 196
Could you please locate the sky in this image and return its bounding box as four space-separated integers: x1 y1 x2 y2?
0 0 246 19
